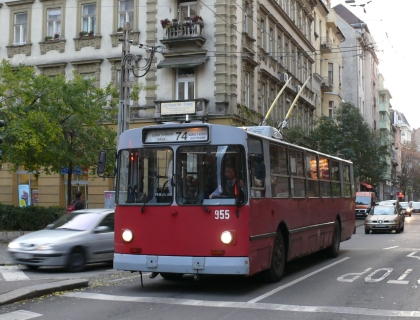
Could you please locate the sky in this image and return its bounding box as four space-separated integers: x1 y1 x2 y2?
330 0 419 129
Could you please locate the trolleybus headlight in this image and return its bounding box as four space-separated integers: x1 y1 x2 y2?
221 231 234 244
122 229 133 242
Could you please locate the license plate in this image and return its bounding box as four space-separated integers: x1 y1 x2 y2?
15 253 32 260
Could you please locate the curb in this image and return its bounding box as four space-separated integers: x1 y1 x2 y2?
0 278 89 306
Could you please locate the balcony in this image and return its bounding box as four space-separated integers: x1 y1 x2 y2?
379 101 389 112
160 22 206 48
321 77 333 92
320 37 332 53
326 12 338 28
379 117 390 130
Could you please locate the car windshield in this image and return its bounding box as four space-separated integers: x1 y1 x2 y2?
400 202 408 208
49 212 99 231
355 196 371 205
379 201 396 206
371 206 395 215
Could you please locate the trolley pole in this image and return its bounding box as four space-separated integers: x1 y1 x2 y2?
117 22 132 140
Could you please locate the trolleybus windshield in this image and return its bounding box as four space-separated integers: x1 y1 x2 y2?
116 148 173 205
116 145 247 206
176 145 247 206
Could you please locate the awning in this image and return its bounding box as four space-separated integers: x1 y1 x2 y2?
157 55 208 69
362 182 372 189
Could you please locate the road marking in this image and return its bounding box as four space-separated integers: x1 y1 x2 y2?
388 269 412 285
407 251 420 260
337 268 372 283
365 268 393 283
63 292 420 317
0 310 42 320
0 266 30 281
248 257 349 303
383 246 399 250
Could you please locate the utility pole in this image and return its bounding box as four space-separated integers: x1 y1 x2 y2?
117 22 131 140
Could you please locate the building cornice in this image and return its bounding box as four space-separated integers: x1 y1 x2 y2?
5 0 34 6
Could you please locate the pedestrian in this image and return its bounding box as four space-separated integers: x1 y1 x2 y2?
72 191 85 210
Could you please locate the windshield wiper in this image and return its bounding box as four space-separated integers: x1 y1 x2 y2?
200 200 210 213
141 198 147 213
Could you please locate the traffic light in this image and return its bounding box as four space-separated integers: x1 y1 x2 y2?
0 120 4 159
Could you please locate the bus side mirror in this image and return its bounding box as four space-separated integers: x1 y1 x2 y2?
97 150 107 175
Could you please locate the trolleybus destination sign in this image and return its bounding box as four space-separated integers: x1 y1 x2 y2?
144 127 209 143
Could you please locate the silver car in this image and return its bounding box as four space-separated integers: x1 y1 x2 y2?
7 209 114 272
365 205 405 234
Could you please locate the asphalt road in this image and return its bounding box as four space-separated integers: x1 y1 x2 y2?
1 216 420 320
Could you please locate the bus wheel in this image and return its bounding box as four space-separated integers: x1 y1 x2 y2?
262 231 285 283
326 220 341 258
160 273 184 280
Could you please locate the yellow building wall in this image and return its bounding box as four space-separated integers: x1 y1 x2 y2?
37 174 62 207
0 167 14 205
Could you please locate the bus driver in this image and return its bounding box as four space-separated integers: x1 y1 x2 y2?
209 165 244 198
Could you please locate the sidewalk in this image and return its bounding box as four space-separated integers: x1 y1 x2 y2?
0 243 88 306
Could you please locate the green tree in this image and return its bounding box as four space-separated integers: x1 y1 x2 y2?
0 60 119 205
399 142 420 200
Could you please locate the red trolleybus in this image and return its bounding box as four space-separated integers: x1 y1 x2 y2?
113 123 355 282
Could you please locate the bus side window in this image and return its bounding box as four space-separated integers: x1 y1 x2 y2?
248 138 265 198
270 143 290 198
306 153 320 197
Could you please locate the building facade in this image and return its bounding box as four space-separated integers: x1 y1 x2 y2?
334 3 379 130
0 0 351 208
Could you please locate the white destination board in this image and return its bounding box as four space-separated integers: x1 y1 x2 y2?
144 127 208 143
161 101 195 115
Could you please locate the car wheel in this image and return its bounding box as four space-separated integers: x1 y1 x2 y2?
160 273 184 280
401 223 404 232
66 247 86 272
326 220 341 258
396 223 401 234
365 228 369 234
261 230 286 283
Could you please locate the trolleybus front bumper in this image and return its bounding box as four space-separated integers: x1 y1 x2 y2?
114 254 250 275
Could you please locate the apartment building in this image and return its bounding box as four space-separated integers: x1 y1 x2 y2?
334 3 379 130
0 0 347 208
377 73 395 200
312 2 344 118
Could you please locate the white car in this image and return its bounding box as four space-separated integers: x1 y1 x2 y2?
7 209 114 272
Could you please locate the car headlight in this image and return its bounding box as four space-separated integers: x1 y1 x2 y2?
8 242 20 249
122 229 133 242
35 244 55 250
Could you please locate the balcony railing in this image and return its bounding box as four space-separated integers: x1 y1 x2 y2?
165 22 203 38
320 37 332 52
321 76 333 92
161 22 206 48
